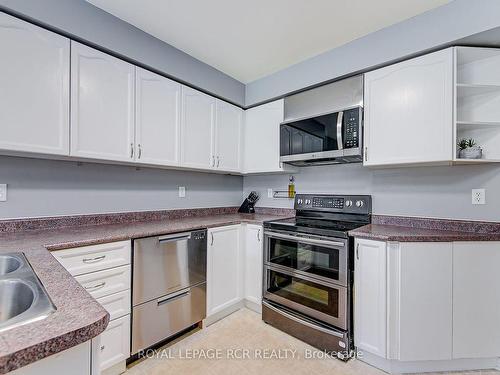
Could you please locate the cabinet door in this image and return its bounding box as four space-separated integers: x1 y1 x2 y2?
244 224 263 306
180 86 215 169
364 48 453 166
10 342 91 375
0 12 69 155
243 99 285 173
389 242 452 361
453 241 500 358
71 42 135 162
354 239 387 357
93 315 130 371
135 67 181 166
207 225 242 316
215 100 242 172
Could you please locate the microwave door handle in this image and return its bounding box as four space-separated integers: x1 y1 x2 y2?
336 111 344 150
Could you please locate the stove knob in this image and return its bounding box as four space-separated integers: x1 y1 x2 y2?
297 199 303 205
305 199 311 205
356 200 364 208
345 200 353 207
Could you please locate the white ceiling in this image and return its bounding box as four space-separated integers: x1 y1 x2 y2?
87 0 451 83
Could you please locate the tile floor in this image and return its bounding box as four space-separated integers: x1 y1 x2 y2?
126 308 498 375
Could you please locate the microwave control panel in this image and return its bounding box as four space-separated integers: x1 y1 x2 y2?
343 107 361 149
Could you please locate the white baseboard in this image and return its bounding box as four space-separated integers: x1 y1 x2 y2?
203 301 245 327
244 299 262 314
360 351 499 374
102 360 126 375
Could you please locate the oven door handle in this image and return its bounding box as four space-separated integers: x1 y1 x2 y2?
264 231 344 248
262 301 344 338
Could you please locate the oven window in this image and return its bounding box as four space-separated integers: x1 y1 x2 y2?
268 237 340 281
267 269 339 317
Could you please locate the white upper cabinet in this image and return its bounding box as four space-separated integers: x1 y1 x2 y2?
243 99 290 173
180 86 215 169
135 68 181 166
0 12 70 155
71 42 135 162
214 100 242 172
364 48 454 166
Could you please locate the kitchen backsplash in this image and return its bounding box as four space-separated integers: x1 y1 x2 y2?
243 163 500 222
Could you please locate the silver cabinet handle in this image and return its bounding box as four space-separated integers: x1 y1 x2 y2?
336 111 344 150
82 255 106 263
216 156 220 167
138 144 142 159
364 146 368 162
130 143 134 158
85 281 106 290
257 229 261 242
211 155 215 167
356 243 360 260
210 232 214 246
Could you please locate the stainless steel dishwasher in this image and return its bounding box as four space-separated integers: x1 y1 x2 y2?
131 230 207 354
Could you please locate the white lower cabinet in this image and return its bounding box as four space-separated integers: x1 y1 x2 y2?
388 242 452 361
10 342 91 375
354 239 387 358
355 238 500 373
206 224 263 321
453 241 500 359
94 315 131 373
206 225 242 317
53 241 132 375
243 224 263 310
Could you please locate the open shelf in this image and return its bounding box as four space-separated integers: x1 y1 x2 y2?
456 120 500 127
456 83 500 98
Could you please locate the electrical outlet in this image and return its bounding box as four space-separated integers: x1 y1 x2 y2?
0 184 6 202
178 186 186 198
267 188 273 198
472 188 485 205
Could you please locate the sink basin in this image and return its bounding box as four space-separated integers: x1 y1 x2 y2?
0 279 35 323
0 255 22 275
0 252 55 332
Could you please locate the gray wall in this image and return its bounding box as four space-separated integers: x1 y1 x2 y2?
243 163 500 222
0 157 243 219
245 0 500 106
0 0 245 106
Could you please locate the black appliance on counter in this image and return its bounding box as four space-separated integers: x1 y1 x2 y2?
262 193 372 360
238 191 259 213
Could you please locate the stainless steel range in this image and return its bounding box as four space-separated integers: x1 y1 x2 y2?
262 194 371 359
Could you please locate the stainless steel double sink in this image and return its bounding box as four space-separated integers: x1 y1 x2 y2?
0 253 55 332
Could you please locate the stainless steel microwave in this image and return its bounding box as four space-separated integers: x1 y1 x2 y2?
279 106 363 166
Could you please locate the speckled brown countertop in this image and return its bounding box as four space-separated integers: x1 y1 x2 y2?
0 208 293 374
349 215 500 242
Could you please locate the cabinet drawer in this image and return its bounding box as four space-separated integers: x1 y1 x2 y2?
75 265 131 299
94 315 130 371
52 240 131 276
97 289 131 321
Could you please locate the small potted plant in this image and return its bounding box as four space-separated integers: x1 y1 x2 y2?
458 138 482 159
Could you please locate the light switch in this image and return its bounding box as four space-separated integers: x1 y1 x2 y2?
0 184 6 202
178 186 186 198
